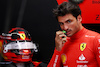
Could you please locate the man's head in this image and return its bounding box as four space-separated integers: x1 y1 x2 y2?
53 2 83 37
53 2 81 19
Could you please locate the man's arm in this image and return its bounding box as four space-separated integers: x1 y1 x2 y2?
55 31 67 51
47 49 62 67
94 34 100 66
48 31 67 67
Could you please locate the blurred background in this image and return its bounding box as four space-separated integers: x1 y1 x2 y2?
0 0 100 64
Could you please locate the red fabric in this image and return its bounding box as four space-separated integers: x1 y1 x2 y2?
32 61 42 67
79 0 100 24
56 0 68 5
47 49 62 67
48 27 100 67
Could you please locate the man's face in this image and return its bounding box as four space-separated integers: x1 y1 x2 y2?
58 14 82 37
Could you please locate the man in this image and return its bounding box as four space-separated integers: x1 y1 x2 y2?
47 2 100 67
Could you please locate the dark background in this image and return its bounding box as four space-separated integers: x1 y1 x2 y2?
0 0 100 64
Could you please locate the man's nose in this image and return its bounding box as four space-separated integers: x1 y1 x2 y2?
63 24 68 30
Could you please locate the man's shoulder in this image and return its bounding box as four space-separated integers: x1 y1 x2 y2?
86 29 100 36
85 29 100 40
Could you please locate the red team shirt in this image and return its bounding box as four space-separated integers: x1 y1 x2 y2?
48 27 100 67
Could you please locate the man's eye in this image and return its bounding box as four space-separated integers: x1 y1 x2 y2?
67 20 71 23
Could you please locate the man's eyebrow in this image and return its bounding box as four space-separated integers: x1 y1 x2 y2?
58 19 72 23
65 19 72 22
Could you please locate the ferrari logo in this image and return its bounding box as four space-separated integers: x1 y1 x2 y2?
80 43 86 51
61 54 67 64
20 33 26 40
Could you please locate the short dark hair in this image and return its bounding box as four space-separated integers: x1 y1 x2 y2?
53 2 81 19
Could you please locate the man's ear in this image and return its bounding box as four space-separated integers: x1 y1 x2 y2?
77 15 82 22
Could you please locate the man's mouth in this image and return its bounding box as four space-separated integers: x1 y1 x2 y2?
66 30 71 35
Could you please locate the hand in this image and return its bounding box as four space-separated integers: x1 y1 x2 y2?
55 31 67 51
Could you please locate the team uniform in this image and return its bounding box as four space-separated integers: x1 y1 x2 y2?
48 27 100 67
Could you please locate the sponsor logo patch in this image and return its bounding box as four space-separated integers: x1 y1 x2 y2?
76 54 88 63
61 54 67 64
80 43 86 51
